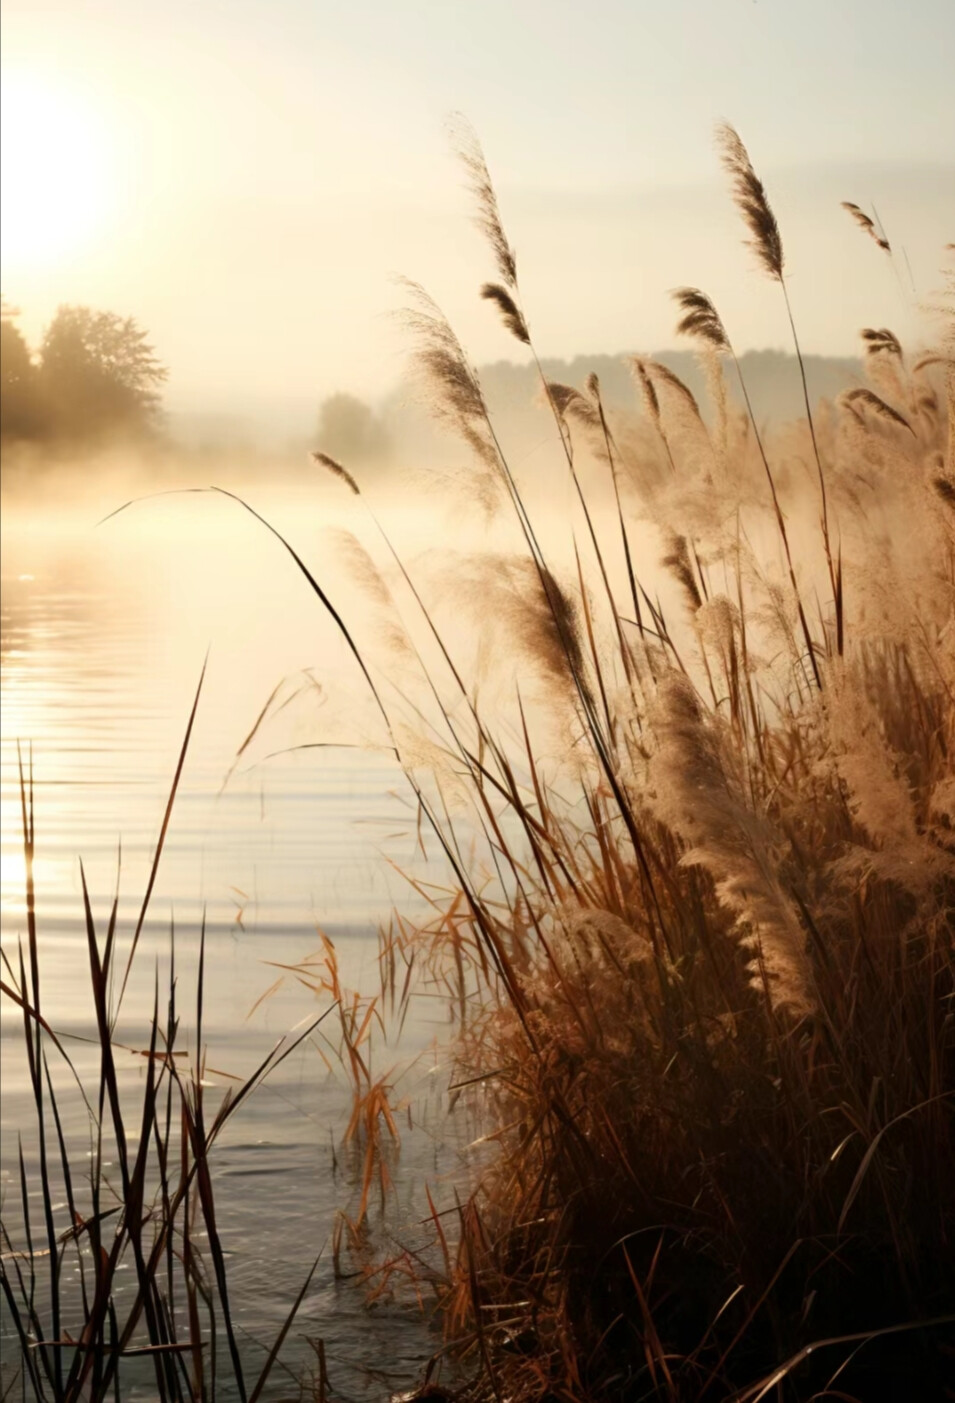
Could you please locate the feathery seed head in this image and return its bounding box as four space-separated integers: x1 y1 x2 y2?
842 202 891 253
450 114 519 289
672 287 731 351
310 450 360 495
399 279 499 475
630 357 661 424
650 673 815 1018
545 382 601 429
644 360 704 421
663 532 704 613
480 283 530 344
840 387 916 436
717 123 785 282
861 327 903 359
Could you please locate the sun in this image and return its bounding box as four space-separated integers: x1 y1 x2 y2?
0 72 114 271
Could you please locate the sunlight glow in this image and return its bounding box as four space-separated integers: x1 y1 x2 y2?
0 72 114 270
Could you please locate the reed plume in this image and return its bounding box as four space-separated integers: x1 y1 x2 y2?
860 327 910 407
671 288 735 467
718 122 840 636
840 386 917 435
482 556 591 704
399 279 502 511
842 201 892 252
671 286 731 350
650 675 814 1016
480 281 530 344
662 532 703 613
861 326 904 360
717 122 784 281
545 380 601 429
630 355 661 426
639 357 704 423
450 114 518 288
310 448 360 494
388 124 951 1403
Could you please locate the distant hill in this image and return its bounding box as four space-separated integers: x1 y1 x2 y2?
374 348 863 484
169 349 863 462
477 348 862 428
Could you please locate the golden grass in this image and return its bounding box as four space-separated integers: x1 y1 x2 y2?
300 124 955 1400
86 119 953 1401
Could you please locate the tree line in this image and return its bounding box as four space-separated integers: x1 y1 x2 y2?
1 301 168 448
1 300 399 468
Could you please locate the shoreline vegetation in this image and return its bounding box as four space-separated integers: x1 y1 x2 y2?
3 121 953 1401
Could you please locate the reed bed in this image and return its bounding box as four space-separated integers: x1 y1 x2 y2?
235 124 954 1401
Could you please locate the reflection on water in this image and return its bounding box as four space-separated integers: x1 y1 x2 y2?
0 495 470 1397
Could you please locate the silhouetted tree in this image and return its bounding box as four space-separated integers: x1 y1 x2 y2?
38 305 168 443
316 392 390 463
0 301 42 442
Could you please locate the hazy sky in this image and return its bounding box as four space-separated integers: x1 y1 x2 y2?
2 0 953 425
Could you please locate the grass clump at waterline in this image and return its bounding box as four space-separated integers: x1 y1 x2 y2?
0 720 328 1403
220 124 954 1400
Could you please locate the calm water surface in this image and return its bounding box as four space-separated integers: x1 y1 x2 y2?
0 489 478 1398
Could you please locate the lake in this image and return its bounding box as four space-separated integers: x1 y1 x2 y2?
0 481 484 1399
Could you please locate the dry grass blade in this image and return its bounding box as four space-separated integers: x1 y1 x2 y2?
733 1316 955 1403
116 656 207 1016
914 353 952 373
247 1253 323 1403
208 486 401 747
